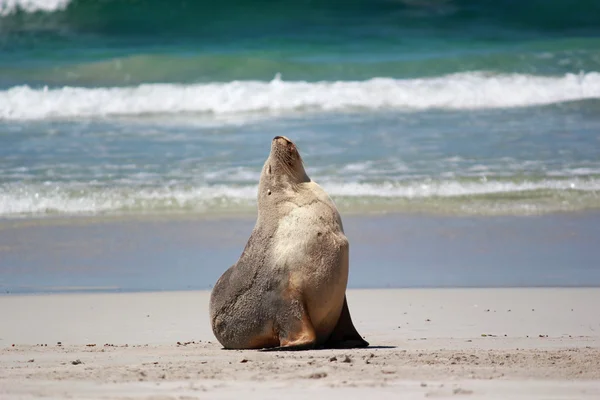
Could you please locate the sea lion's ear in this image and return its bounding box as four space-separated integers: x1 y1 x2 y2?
268 165 272 175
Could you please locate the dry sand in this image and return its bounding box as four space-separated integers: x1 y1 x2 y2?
1 288 600 399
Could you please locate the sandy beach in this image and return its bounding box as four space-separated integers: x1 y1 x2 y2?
2 1 600 398
1 214 599 398
2 288 599 399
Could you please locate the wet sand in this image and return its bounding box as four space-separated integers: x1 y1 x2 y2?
1 288 600 399
1 212 600 293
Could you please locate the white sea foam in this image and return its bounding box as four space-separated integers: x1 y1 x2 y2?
0 185 258 216
1 72 599 120
1 178 599 217
0 0 70 16
321 178 600 198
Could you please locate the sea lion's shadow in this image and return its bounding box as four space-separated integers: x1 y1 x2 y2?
219 345 397 352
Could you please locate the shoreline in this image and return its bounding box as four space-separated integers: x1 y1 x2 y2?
2 206 600 229
4 284 600 298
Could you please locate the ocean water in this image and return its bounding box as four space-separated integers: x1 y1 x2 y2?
1 0 600 218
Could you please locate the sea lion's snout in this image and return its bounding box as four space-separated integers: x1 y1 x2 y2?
272 136 296 154
273 136 292 144
269 135 306 181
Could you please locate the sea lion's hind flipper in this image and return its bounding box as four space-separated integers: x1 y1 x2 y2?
324 295 369 349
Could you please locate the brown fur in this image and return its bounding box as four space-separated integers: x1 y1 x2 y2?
209 136 368 350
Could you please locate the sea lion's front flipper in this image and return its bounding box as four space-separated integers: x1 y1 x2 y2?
278 299 318 349
260 295 318 352
259 342 316 352
324 295 369 349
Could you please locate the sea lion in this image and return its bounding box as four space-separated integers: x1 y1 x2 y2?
209 135 368 350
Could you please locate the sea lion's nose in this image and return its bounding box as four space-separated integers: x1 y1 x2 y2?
273 136 291 143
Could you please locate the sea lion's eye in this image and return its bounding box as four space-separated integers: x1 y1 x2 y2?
267 190 272 196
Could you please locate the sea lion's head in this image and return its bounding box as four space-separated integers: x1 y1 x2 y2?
258 136 310 203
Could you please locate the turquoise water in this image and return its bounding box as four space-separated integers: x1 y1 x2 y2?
1 0 600 217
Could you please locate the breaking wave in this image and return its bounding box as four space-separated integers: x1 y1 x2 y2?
0 0 69 16
1 72 599 120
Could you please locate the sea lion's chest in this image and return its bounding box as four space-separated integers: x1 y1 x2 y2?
267 183 349 339
269 182 348 276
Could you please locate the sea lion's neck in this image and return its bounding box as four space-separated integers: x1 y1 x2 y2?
289 168 311 185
